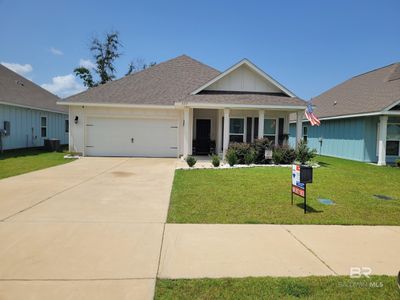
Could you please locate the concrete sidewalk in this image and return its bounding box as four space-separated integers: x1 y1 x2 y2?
158 224 400 279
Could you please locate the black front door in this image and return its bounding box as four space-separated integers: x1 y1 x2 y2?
195 119 211 154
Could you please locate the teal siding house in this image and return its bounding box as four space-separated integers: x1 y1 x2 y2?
0 64 68 150
290 63 400 165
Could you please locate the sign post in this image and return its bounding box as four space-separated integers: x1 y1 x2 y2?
291 164 312 213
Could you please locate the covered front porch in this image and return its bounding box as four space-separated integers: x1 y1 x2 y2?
182 106 304 157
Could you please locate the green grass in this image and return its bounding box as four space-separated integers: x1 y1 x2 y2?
0 148 74 179
167 156 400 225
155 276 399 300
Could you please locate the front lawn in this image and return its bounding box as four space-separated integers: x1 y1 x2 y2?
167 156 400 225
0 148 73 179
155 276 398 300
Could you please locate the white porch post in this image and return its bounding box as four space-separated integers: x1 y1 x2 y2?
258 110 264 139
283 114 290 145
223 109 230 157
216 109 223 153
189 108 193 155
378 115 388 166
183 107 190 158
296 111 303 147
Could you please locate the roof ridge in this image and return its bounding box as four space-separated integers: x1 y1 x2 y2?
351 62 399 79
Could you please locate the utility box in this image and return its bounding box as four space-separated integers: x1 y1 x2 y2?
44 138 60 152
300 165 313 183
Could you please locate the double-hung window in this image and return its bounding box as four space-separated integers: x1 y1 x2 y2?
303 126 308 143
263 119 277 144
386 123 400 156
65 119 69 133
41 116 47 138
229 118 245 142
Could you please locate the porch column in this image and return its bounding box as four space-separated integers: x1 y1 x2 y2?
296 110 303 147
223 108 230 157
183 107 190 158
283 114 290 145
258 110 264 139
189 108 193 155
378 115 388 166
216 109 223 153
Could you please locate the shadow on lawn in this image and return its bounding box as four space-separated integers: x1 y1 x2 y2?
317 161 330 168
296 203 323 213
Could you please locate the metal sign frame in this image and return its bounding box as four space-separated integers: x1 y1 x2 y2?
291 165 307 214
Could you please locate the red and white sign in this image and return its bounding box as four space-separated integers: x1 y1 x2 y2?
292 185 305 197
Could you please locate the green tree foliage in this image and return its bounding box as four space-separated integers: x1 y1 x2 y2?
74 31 156 87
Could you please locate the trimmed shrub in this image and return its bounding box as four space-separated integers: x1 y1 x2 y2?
295 140 317 164
225 148 238 166
396 159 400 168
272 145 296 164
211 154 220 167
228 142 253 164
185 155 197 167
253 138 273 164
244 148 256 165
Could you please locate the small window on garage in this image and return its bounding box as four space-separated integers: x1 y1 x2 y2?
41 116 47 138
65 119 69 133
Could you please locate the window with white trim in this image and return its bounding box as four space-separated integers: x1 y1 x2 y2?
303 126 308 143
263 119 277 144
229 118 245 142
386 123 400 156
41 116 47 138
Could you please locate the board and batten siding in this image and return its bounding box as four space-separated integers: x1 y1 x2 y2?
289 117 368 162
0 103 68 150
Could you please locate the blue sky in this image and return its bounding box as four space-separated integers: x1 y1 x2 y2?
1 0 399 99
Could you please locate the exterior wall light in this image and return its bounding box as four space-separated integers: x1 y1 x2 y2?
74 116 79 124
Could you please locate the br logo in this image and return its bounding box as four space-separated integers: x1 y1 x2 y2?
350 267 372 278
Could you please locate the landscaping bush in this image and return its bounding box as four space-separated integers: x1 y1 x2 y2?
211 154 220 167
228 142 253 164
253 138 273 164
295 140 317 164
185 155 197 167
272 145 296 164
225 148 238 166
396 159 400 168
244 148 256 165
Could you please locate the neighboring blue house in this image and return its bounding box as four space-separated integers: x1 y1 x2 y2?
0 64 68 150
290 63 400 165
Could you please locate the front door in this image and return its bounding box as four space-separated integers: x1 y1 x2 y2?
195 119 211 154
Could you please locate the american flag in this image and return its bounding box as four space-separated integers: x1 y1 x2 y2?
305 103 320 126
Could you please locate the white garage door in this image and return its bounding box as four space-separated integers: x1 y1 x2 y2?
85 117 178 157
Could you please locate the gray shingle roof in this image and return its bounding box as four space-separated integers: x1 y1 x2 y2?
61 55 220 106
61 55 305 107
0 64 66 113
312 63 400 118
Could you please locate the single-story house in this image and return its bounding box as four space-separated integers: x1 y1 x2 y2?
59 55 306 158
289 62 400 165
0 64 68 150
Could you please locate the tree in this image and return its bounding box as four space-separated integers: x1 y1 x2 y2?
125 58 157 76
74 31 156 87
74 31 122 88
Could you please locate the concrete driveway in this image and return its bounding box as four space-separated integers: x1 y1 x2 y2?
0 157 177 300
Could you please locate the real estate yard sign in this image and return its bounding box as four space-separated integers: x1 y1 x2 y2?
291 164 307 213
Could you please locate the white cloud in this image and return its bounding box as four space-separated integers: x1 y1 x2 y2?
41 74 85 98
79 58 96 69
50 47 63 56
1 62 33 76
